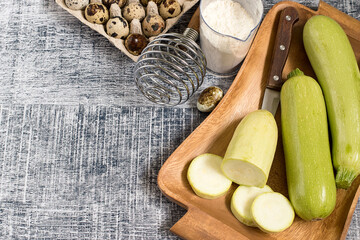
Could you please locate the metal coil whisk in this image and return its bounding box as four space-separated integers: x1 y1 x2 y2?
134 28 207 106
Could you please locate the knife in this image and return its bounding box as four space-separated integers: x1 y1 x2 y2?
261 7 299 115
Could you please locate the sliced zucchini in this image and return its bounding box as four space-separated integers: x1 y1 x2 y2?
231 185 273 226
187 153 232 199
251 192 295 233
221 110 278 187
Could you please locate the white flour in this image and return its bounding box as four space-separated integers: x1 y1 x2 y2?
200 0 262 73
202 0 255 40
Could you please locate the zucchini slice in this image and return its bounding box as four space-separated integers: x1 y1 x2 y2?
187 153 232 199
251 192 295 233
231 185 273 226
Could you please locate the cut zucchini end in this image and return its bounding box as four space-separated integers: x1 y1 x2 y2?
335 167 358 189
221 159 267 187
231 185 273 227
251 192 295 233
187 153 232 199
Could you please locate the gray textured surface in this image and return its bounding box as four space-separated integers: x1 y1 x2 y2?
0 0 360 239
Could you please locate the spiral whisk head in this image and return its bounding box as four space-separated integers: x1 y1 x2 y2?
134 31 206 106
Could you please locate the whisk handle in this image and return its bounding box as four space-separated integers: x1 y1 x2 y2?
187 7 200 33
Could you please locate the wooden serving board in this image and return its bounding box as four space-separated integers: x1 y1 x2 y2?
157 1 360 239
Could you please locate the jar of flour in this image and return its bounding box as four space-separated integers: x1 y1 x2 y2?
200 0 263 74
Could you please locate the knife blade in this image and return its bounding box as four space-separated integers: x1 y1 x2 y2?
262 88 280 116
261 7 299 115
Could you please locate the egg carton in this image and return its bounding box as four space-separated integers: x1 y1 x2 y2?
55 0 199 62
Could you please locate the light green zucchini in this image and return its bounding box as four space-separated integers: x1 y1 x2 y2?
221 110 278 188
303 15 360 189
281 69 336 220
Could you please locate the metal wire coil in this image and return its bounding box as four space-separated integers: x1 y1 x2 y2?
134 29 206 106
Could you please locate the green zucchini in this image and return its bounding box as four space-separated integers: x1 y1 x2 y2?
281 69 336 221
221 110 278 188
303 15 360 189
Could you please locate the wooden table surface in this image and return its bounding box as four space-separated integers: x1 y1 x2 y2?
0 0 359 239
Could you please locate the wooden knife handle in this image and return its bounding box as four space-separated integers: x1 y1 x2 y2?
187 7 200 33
267 7 299 91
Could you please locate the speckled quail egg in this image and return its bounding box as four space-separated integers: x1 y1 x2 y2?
142 1 165 37
125 33 149 55
140 0 163 6
197 86 224 112
122 3 146 22
142 14 165 37
102 0 127 8
65 0 89 10
159 0 181 19
106 17 129 39
85 3 109 24
125 18 148 55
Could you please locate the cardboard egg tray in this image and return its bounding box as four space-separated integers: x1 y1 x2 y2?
56 0 199 62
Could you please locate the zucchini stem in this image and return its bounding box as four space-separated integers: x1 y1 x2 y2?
287 68 305 79
336 167 358 189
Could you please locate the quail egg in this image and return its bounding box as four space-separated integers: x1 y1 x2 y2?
141 1 165 37
85 3 109 24
106 17 130 39
159 0 181 19
122 3 146 22
142 14 165 37
140 0 163 6
65 0 89 10
197 86 224 112
102 0 127 8
125 33 149 55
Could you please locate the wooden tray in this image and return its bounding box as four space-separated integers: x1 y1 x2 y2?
55 0 199 62
157 1 360 239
